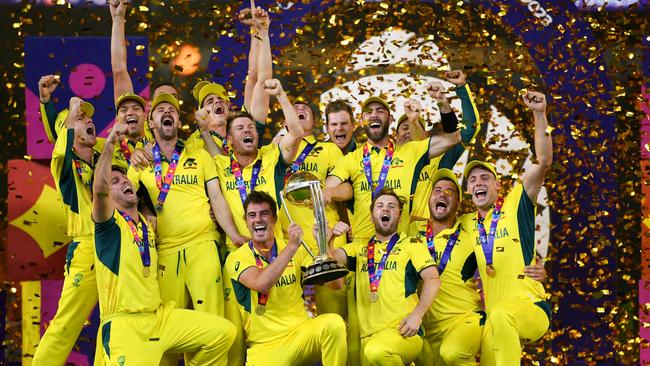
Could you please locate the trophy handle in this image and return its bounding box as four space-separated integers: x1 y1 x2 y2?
279 191 317 259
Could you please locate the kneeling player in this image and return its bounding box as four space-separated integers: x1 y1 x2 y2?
226 191 347 366
92 120 235 366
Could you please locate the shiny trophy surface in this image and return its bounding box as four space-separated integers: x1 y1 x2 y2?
280 171 349 285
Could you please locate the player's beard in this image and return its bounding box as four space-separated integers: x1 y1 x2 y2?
365 120 389 143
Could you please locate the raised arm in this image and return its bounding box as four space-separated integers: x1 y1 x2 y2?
110 0 134 101
238 223 302 293
239 3 257 111
327 221 351 266
249 5 272 124
264 79 304 163
92 119 127 223
206 179 249 247
445 70 480 145
38 74 61 143
521 91 552 202
403 99 426 141
428 131 461 159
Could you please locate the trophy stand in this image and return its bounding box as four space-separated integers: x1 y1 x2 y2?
280 172 349 286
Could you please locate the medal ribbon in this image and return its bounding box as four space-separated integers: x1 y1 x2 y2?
209 130 230 155
284 142 316 184
72 151 98 193
117 210 151 269
477 197 504 268
249 241 278 306
229 149 262 206
119 138 132 163
426 221 461 275
362 140 395 198
152 142 182 210
367 234 400 294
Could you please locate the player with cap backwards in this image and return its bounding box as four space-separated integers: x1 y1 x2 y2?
92 116 235 366
32 97 101 365
462 90 552 365
327 188 440 366
127 92 246 365
226 191 347 365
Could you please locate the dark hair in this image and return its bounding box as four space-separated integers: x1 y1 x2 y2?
243 191 278 219
324 99 354 125
226 110 255 133
111 165 128 175
152 81 177 95
370 187 405 212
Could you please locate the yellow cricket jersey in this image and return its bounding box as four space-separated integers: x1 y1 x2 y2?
463 184 546 313
215 146 288 251
226 240 311 346
127 141 219 256
185 129 225 152
341 233 436 338
410 84 481 228
94 210 161 320
111 137 150 171
329 139 433 241
51 128 104 239
279 136 344 253
412 220 482 323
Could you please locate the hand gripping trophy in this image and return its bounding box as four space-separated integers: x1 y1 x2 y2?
280 171 348 285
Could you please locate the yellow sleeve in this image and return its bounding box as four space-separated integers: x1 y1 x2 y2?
326 144 344 175
409 237 437 271
404 138 431 161
340 241 360 271
226 247 257 283
328 152 354 182
51 128 74 179
198 149 218 182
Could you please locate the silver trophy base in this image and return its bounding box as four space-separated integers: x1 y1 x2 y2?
302 258 349 286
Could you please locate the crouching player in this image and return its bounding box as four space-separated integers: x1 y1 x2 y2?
92 120 235 365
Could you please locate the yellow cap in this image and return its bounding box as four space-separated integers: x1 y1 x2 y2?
151 93 180 112
191 81 211 102
361 96 390 112
430 168 461 196
396 114 425 129
116 92 146 109
54 101 94 135
463 160 498 180
197 82 229 107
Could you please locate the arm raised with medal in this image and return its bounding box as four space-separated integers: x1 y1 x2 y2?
521 91 552 202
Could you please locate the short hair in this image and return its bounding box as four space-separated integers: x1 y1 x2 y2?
226 110 255 133
324 99 354 125
152 81 177 95
370 187 405 212
111 165 127 175
243 191 278 219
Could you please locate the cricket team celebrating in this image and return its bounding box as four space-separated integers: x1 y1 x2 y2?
30 1 553 365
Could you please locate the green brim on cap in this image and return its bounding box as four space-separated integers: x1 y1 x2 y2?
361 96 390 112
191 81 210 102
396 114 425 129
151 93 180 112
116 92 146 109
198 83 230 107
463 160 498 180
430 168 461 196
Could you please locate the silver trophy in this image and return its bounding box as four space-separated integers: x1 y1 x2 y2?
280 171 348 285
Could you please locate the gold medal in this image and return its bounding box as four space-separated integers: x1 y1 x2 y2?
486 264 496 277
255 304 266 315
368 291 378 303
143 266 150 278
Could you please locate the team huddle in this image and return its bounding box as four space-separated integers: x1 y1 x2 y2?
30 1 553 366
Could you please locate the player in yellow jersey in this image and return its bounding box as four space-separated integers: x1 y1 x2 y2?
464 91 552 366
32 97 100 365
328 188 440 366
324 99 359 154
128 92 245 365
214 79 304 252
226 191 347 365
405 71 481 237
326 95 461 241
92 120 235 366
